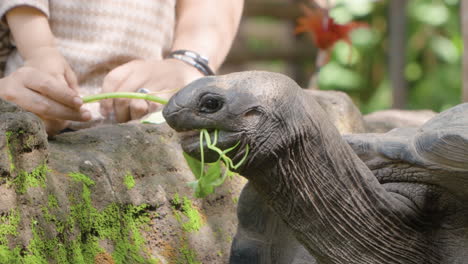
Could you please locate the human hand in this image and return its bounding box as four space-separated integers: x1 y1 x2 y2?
0 66 91 135
23 46 79 91
23 46 89 135
100 58 203 123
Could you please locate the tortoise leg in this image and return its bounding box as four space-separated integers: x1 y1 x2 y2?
230 182 316 264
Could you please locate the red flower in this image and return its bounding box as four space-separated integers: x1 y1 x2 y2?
295 4 368 51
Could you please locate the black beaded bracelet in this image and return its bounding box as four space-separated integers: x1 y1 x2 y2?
167 50 215 76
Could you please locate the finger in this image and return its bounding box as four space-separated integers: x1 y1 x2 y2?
64 65 80 92
111 76 146 123
114 97 131 123
19 67 82 109
148 101 161 113
129 99 149 120
100 65 132 116
24 88 91 121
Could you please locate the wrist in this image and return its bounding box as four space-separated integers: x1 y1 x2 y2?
166 57 204 82
167 50 215 76
23 45 60 61
6 6 56 60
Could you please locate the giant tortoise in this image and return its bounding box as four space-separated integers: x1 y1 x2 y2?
162 71 468 264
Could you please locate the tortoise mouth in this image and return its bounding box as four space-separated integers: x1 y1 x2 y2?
177 129 243 162
178 130 203 146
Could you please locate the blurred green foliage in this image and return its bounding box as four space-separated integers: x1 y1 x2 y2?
316 0 461 113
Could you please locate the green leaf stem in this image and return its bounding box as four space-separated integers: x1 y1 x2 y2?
82 92 168 105
184 129 249 198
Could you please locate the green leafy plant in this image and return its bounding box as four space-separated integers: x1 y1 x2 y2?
82 93 250 198
183 129 249 198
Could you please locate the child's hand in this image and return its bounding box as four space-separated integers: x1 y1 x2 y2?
3 6 89 135
23 46 79 91
0 66 91 135
100 59 203 123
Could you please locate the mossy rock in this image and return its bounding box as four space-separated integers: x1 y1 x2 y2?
0 99 246 264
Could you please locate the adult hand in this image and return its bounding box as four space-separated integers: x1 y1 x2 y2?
100 58 203 123
0 66 91 135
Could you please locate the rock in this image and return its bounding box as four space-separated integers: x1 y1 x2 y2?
307 90 366 134
0 98 245 264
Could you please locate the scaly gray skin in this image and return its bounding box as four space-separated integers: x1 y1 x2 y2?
162 71 468 264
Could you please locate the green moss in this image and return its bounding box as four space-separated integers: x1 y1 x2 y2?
0 217 64 264
172 193 181 205
42 195 60 224
0 209 20 245
5 131 15 173
172 194 203 233
123 172 136 190
176 242 201 264
41 207 55 223
68 172 154 264
0 245 21 264
0 172 156 263
169 195 203 263
68 172 95 187
25 135 35 150
5 130 30 174
55 243 68 264
48 194 59 208
180 198 203 233
94 203 156 264
4 131 49 194
12 163 50 194
24 222 56 264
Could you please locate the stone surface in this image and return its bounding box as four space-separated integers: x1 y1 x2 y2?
0 98 246 264
307 90 366 134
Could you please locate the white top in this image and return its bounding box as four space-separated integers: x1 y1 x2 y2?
0 0 176 128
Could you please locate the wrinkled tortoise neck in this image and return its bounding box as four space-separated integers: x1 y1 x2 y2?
243 99 435 263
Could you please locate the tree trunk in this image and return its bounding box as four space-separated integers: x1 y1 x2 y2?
462 0 468 102
389 0 408 109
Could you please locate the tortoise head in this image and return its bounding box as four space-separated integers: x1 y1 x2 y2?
162 71 308 172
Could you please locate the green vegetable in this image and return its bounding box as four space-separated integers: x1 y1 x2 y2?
183 129 249 198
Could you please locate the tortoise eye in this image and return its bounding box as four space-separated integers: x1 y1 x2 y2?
199 96 224 113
